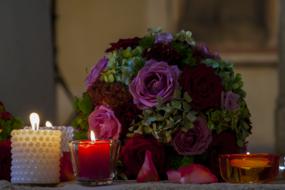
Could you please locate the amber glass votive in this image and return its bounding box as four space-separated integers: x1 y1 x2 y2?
70 140 120 185
219 153 279 183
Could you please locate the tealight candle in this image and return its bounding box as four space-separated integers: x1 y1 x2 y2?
219 153 279 183
70 131 120 185
11 113 62 184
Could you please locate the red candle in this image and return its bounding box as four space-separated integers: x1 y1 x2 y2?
77 140 111 180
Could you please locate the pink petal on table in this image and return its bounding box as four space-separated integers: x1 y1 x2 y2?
136 150 160 182
179 164 218 184
167 170 181 183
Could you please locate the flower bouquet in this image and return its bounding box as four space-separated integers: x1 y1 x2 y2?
73 29 252 183
0 101 22 180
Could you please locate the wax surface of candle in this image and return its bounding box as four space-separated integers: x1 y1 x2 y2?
231 158 270 169
11 129 62 184
78 140 110 180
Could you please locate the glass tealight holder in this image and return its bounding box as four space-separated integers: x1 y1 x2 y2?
70 139 120 186
219 153 279 183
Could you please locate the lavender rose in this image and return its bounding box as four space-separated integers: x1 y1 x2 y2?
85 57 108 89
172 117 212 155
155 32 173 44
129 60 180 109
221 91 240 111
88 105 121 139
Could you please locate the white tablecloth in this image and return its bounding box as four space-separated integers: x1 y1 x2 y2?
1 180 285 190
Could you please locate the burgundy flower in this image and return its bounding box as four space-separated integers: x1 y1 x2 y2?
143 43 182 65
0 140 11 180
192 43 220 62
221 91 240 111
120 135 165 179
0 112 12 120
180 64 223 110
172 117 212 155
88 105 121 140
85 57 108 89
105 37 141 52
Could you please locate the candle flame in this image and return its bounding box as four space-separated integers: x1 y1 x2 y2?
246 152 250 155
30 112 40 131
45 121 53 127
90 130 96 142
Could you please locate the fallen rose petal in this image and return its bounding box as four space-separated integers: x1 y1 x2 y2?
136 150 160 182
179 164 218 184
166 170 181 183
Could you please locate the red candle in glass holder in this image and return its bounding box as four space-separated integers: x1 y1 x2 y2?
77 131 111 181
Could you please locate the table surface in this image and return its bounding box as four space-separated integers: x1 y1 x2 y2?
1 180 285 190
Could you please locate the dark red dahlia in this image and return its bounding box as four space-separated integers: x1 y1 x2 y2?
142 43 182 65
105 37 141 52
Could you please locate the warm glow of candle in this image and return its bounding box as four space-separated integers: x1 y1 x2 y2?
30 112 40 131
90 131 96 142
45 121 53 128
246 152 250 155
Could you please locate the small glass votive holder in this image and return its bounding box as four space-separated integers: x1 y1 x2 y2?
219 153 279 183
70 139 120 185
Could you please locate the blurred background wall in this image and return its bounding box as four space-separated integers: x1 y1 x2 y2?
0 0 55 123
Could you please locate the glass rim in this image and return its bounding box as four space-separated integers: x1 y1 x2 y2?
219 153 280 158
71 139 120 145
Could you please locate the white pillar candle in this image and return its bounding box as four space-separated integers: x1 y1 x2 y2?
10 113 62 184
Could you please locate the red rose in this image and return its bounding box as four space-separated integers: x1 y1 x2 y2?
120 135 165 179
180 64 223 110
0 140 11 180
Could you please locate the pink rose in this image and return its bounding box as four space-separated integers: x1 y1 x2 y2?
88 105 121 140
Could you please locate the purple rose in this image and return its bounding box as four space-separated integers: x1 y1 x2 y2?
88 105 121 140
192 43 220 62
155 32 173 44
221 91 240 111
85 57 108 89
172 117 212 155
129 60 180 109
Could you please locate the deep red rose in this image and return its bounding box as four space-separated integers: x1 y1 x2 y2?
105 37 141 52
120 135 165 179
0 112 13 120
142 43 182 66
180 64 223 110
0 139 11 180
204 131 245 180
